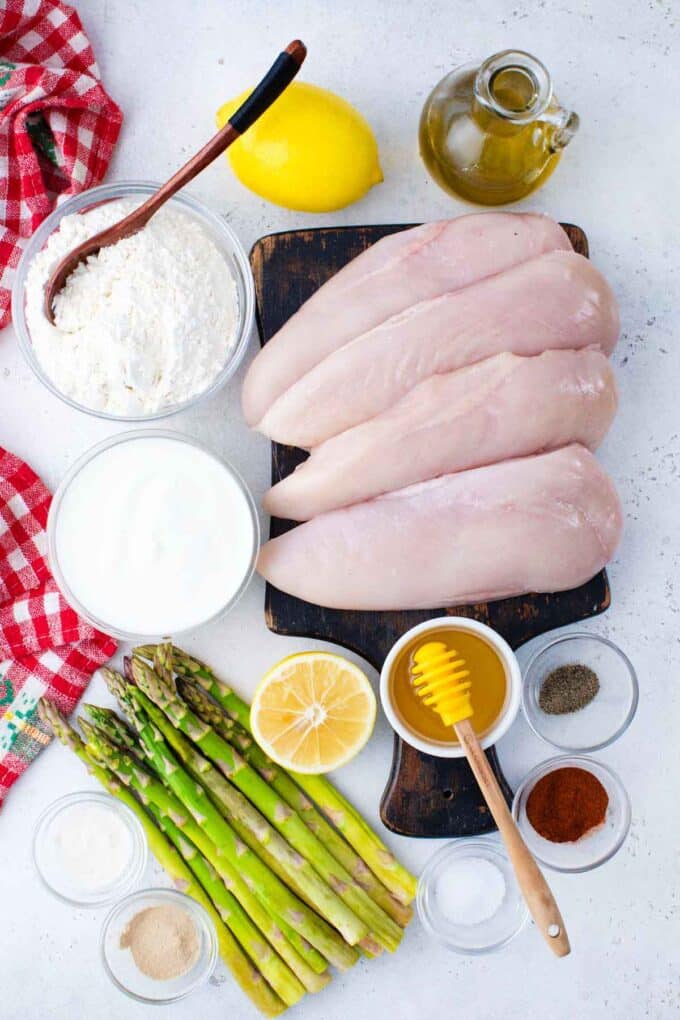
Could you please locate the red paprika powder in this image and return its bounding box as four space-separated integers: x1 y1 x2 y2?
525 766 608 843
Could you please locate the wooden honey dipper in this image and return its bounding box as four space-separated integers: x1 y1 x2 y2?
412 640 571 957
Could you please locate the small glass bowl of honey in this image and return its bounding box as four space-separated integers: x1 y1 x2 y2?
380 617 521 757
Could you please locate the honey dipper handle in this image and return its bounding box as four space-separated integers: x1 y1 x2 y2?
454 718 571 958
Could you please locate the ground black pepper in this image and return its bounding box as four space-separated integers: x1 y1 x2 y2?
538 663 600 716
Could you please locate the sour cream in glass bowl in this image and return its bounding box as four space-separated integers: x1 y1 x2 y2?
47 431 259 641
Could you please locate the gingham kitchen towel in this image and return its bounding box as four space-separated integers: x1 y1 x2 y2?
0 0 123 328
0 446 116 806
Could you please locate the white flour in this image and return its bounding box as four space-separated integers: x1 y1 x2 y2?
25 199 238 415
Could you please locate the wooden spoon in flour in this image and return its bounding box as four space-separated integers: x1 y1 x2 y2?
44 39 307 323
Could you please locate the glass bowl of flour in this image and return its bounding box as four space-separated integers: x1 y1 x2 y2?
12 181 255 420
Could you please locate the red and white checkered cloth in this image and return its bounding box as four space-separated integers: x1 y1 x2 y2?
0 0 123 328
0 446 116 806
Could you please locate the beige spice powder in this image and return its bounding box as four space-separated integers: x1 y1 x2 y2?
120 903 200 981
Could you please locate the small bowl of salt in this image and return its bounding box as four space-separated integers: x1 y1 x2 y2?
33 790 147 907
416 839 528 954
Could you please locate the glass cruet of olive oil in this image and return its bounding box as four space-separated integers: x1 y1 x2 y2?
419 50 579 205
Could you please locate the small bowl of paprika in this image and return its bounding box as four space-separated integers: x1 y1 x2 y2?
512 755 631 872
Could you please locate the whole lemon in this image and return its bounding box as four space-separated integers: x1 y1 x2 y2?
216 82 382 212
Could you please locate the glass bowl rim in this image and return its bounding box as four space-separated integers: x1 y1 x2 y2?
511 753 632 873
416 837 529 954
521 631 639 752
46 428 261 642
32 789 148 906
11 179 255 422
100 886 218 1004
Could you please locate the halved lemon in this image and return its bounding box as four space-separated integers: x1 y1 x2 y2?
250 652 376 773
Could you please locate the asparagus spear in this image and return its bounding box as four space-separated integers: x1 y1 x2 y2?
82 713 330 990
264 913 329 977
38 700 286 1019
132 689 314 887
180 679 414 928
143 644 417 906
132 686 386 958
292 773 418 906
82 703 139 751
78 722 307 1007
98 674 359 971
133 686 347 917
135 644 251 729
131 657 372 949
132 652 402 952
90 683 331 980
146 803 306 1007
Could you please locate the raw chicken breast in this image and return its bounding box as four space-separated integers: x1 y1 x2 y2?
264 349 618 521
243 212 571 425
258 251 620 447
257 445 622 610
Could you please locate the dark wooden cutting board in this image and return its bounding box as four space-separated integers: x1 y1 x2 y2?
250 223 610 838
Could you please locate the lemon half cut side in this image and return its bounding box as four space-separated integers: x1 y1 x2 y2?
250 651 377 773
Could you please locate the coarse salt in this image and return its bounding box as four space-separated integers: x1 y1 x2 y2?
435 856 506 926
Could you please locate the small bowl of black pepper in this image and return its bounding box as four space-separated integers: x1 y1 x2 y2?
521 632 638 753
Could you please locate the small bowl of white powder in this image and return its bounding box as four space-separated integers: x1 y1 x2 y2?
101 888 217 1004
12 180 254 420
33 791 147 906
416 839 528 954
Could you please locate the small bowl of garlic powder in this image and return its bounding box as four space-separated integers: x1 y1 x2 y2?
12 180 255 420
101 888 218 1004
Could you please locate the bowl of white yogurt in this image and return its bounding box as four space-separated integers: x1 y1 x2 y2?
12 181 255 420
47 430 260 640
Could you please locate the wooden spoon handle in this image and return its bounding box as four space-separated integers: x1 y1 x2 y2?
230 39 307 134
44 40 307 322
124 40 307 232
454 718 571 957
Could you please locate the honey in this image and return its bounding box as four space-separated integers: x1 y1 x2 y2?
390 627 507 745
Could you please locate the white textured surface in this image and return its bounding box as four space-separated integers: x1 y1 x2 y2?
1 1 678 1017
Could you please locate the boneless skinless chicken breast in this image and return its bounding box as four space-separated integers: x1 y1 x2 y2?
264 349 618 521
257 250 620 448
257 446 623 611
242 212 572 426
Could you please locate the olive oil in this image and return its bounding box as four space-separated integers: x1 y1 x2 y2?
390 627 507 745
419 50 578 206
